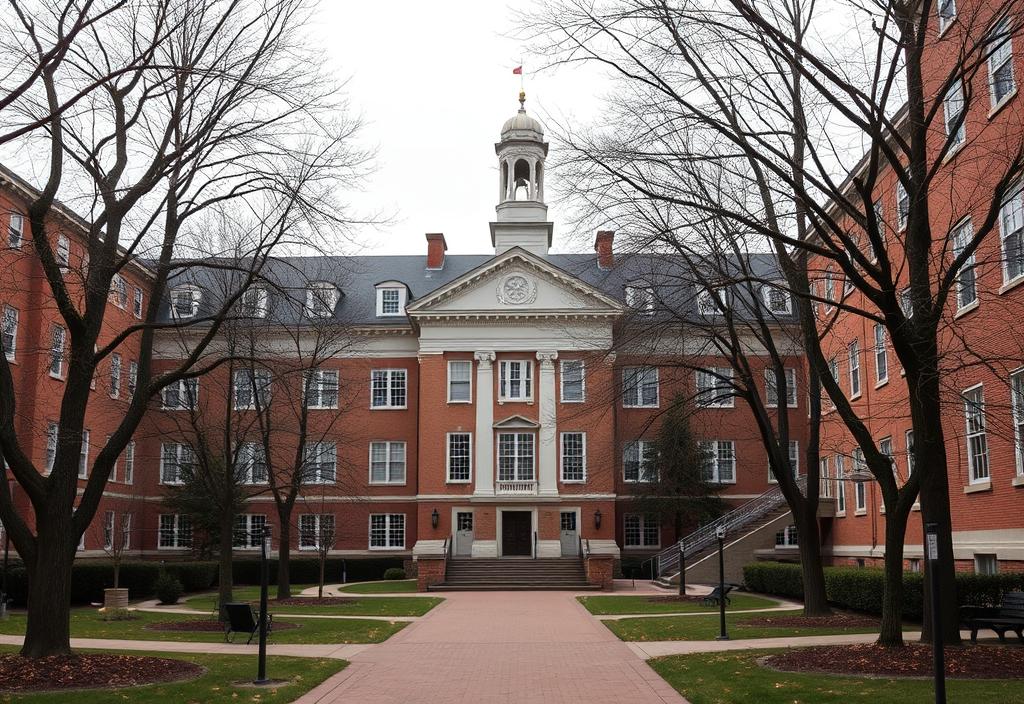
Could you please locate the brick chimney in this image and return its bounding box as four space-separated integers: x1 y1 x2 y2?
594 230 615 270
426 233 447 270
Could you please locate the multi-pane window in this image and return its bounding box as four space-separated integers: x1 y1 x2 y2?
700 440 736 483
133 287 144 318
305 369 339 409
848 340 861 397
233 514 267 549
160 442 194 485
299 514 335 550
1 305 17 361
823 270 835 304
874 324 888 383
109 353 121 398
370 441 406 484
905 429 916 479
377 287 403 316
7 213 23 249
943 79 966 148
303 442 337 483
776 525 799 547
108 434 117 482
447 432 472 482
45 422 58 472
499 360 533 401
826 357 840 408
938 0 956 32
239 286 268 318
170 286 200 318
162 378 198 409
999 185 1023 284
56 234 70 268
127 360 138 399
870 200 886 260
626 285 655 313
110 274 128 308
371 369 407 408
853 448 867 512
963 385 990 483
497 432 535 481
448 360 472 402
123 441 135 484
696 367 733 407
78 429 89 478
764 367 797 408
900 287 914 318
623 366 659 407
369 513 405 549
623 440 655 482
1012 370 1024 476
236 442 268 484
560 360 585 402
987 18 1016 106
49 324 65 378
896 182 909 230
623 514 659 548
762 284 792 315
836 455 847 514
975 554 998 575
769 440 799 482
103 511 115 550
233 368 272 409
696 286 725 315
561 432 586 482
158 514 192 549
819 456 833 499
306 282 338 317
880 436 896 485
950 219 977 309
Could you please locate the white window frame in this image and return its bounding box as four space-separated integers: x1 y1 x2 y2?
497 432 535 481
623 366 659 408
56 234 70 269
446 432 472 483
78 429 89 478
447 360 473 403
764 367 798 408
963 384 990 484
299 513 335 551
158 514 192 549
761 283 792 315
975 553 998 575
239 286 269 318
560 431 587 483
369 513 405 550
696 367 734 408
162 378 198 410
498 360 533 401
305 282 338 318
369 440 407 485
622 440 655 483
560 359 586 403
896 182 909 231
987 18 1016 108
375 285 406 317
626 284 655 314
170 286 201 319
696 286 726 316
870 200 886 261
950 218 977 309
999 184 1024 285
943 79 966 149
233 514 267 550
123 441 135 484
769 441 799 483
160 442 194 485
132 286 144 318
108 352 122 399
938 0 956 33
835 455 847 515
853 449 867 512
303 442 337 484
236 441 268 484
819 456 833 499
233 368 272 410
305 369 339 409
110 274 128 309
700 440 736 484
848 340 861 397
45 422 58 473
823 269 835 305
49 324 65 379
623 513 660 549
7 213 23 249
127 360 138 399
370 368 407 409
2 305 17 362
1012 369 1024 477
874 323 888 383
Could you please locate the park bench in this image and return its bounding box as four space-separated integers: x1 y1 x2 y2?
701 584 738 607
961 591 1024 643
223 602 273 645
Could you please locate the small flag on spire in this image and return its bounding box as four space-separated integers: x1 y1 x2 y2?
512 66 523 75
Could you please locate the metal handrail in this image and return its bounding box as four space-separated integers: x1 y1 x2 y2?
651 475 805 578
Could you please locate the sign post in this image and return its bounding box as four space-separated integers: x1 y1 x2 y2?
678 543 685 596
925 522 946 704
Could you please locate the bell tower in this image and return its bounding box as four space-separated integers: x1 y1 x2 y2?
491 91 553 256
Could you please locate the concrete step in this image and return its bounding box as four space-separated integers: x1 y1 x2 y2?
428 583 601 592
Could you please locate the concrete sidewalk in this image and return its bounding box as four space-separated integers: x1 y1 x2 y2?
628 631 926 658
132 599 420 622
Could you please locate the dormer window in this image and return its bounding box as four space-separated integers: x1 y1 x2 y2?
239 286 269 318
762 283 792 315
375 282 407 317
626 284 655 314
170 286 200 319
696 286 726 316
306 282 338 318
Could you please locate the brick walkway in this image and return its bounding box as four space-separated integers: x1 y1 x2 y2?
292 590 687 704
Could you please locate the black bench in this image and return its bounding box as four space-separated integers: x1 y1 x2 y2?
702 584 736 607
223 602 273 645
961 590 1024 643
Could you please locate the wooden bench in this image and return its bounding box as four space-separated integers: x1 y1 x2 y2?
961 591 1024 643
223 602 273 645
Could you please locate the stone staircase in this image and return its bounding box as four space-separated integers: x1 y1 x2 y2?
428 558 601 591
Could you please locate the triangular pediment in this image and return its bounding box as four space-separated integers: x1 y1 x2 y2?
405 247 624 320
493 414 540 429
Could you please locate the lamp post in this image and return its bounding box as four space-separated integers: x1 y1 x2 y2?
677 542 686 597
254 524 272 685
715 525 728 641
925 523 946 704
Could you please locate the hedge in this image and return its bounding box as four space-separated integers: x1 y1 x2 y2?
231 557 405 586
743 561 1024 620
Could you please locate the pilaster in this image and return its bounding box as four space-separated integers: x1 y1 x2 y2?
473 351 496 496
537 350 559 496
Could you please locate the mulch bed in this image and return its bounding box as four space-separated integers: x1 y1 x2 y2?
0 653 204 692
765 643 1024 679
146 619 299 632
739 614 879 629
271 597 355 606
645 595 709 604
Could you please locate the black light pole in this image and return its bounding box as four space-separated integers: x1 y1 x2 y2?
925 523 946 704
254 524 271 685
715 526 728 641
677 543 686 597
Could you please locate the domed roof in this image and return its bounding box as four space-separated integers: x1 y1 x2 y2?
500 92 545 143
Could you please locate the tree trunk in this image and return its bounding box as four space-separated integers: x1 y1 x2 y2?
318 551 325 599
217 513 234 621
878 508 909 647
793 503 831 616
276 504 293 599
21 531 75 657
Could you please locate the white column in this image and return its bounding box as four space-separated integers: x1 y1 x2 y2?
528 159 536 200
473 351 496 496
536 350 558 496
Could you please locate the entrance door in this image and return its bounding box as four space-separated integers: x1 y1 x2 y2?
455 512 473 556
501 511 532 556
560 511 578 556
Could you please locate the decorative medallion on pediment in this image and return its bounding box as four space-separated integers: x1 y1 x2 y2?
496 272 538 305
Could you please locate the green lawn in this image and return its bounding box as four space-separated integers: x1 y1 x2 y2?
577 593 779 615
184 586 441 616
338 580 418 594
604 613 882 642
648 650 1024 704
0 609 405 645
0 648 345 703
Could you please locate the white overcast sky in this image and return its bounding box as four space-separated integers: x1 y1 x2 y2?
314 1 606 257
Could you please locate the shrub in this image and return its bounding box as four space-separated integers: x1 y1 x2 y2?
383 567 406 580
231 557 405 585
155 573 184 605
100 607 137 622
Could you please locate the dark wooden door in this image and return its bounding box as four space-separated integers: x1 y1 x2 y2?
502 511 532 556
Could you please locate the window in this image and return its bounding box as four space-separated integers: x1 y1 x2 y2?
2 305 17 361
880 436 896 483
56 235 70 268
305 369 339 409
987 18 1015 106
239 286 269 318
770 441 800 482
835 455 847 514
7 213 23 249
848 340 861 397
233 368 271 409
950 219 977 309
764 367 797 408
908 558 921 573
700 440 736 483
109 353 121 398
843 272 854 296
853 448 867 511
900 287 914 318
497 432 535 481
123 441 135 484
870 200 886 260
170 286 200 318
827 357 839 408
233 514 267 549
160 442 194 485
45 422 58 473
371 368 407 408
236 442 268 484
110 274 128 308
999 185 1023 284
905 429 916 479
302 442 337 483
696 367 733 407
447 432 472 482
938 0 956 32
127 360 138 399
823 270 835 304
132 287 143 318
107 435 117 482
626 285 655 314
370 441 406 484
873 324 888 383
623 440 655 482
762 284 791 315
370 513 405 549
376 286 406 317
78 429 89 478
299 514 335 551
158 514 192 549
306 282 338 318
448 360 472 402
499 360 533 401
776 525 799 547
560 360 585 402
623 514 659 548
49 324 65 378
561 432 586 482
820 456 832 498
623 366 659 408
896 182 909 230
696 286 726 315
963 385 990 483
162 378 198 409
975 554 998 575
943 79 966 148
1013 370 1024 476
